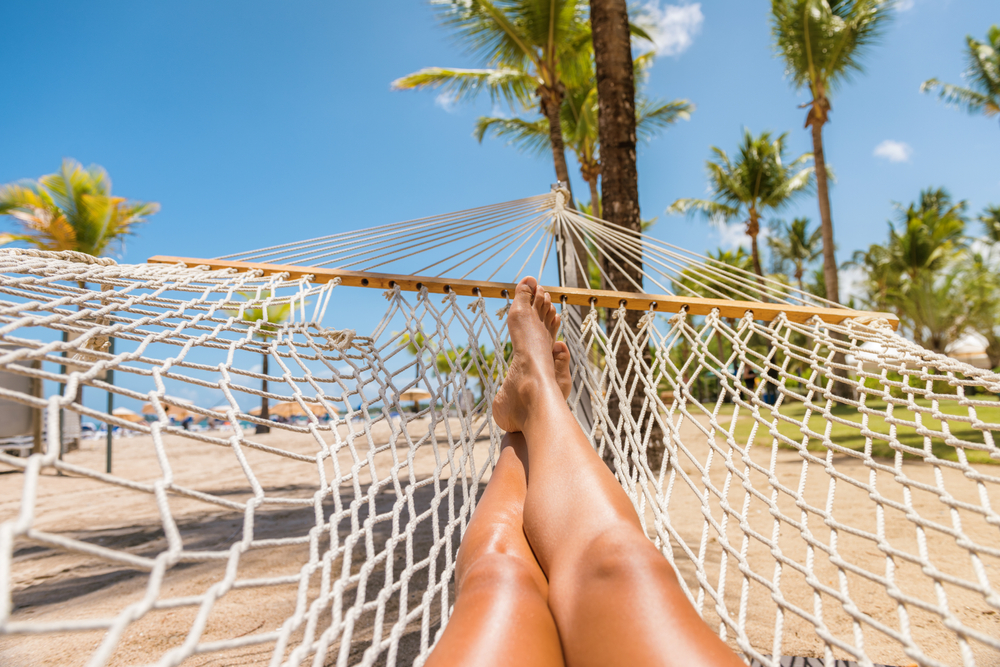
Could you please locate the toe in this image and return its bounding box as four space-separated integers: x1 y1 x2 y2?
553 340 570 363
544 303 557 333
534 286 549 319
512 277 536 312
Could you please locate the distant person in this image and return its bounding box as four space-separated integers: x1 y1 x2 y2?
427 278 744 667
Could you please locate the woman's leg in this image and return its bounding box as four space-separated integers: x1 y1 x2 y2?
425 433 563 667
493 277 745 667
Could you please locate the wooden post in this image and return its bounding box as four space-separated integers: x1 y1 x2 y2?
106 336 114 474
31 359 43 455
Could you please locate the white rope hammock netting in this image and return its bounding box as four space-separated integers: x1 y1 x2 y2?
0 192 998 667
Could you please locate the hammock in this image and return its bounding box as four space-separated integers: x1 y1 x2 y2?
0 189 997 667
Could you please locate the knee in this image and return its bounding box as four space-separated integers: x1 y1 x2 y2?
458 552 547 598
572 528 676 587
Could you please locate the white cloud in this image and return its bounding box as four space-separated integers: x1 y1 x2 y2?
714 221 768 251
839 265 867 304
435 92 459 113
873 139 912 163
896 0 914 11
642 2 704 57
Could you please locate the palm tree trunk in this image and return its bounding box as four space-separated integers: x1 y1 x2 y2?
587 176 601 220
810 117 840 304
809 112 853 399
747 213 766 298
539 84 573 202
586 174 606 291
257 351 270 434
749 231 764 278
590 0 663 468
540 85 590 291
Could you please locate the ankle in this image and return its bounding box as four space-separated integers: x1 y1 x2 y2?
521 381 571 431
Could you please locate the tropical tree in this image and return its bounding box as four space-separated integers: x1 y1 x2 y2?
979 204 1000 243
961 252 1000 368
401 331 501 404
0 159 159 256
771 0 894 304
921 25 1000 129
886 188 968 283
230 295 294 435
672 247 756 398
768 217 823 293
475 52 692 218
668 130 814 281
391 0 596 207
850 188 970 350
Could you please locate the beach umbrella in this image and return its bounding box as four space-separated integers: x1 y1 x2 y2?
397 388 432 413
111 407 144 423
208 404 235 421
141 399 193 421
250 401 338 419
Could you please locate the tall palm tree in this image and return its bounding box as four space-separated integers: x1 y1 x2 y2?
0 159 159 256
921 25 1000 129
668 130 814 281
771 0 894 304
391 0 595 207
588 0 670 466
475 52 692 218
767 217 822 292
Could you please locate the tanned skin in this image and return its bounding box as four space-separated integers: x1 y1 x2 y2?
428 277 744 667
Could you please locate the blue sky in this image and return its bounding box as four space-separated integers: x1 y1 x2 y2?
2 1 996 279
1 1 997 414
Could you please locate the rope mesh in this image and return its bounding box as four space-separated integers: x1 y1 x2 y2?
0 246 998 667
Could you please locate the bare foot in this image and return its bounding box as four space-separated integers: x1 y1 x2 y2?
540 289 573 401
493 277 566 433
553 340 572 401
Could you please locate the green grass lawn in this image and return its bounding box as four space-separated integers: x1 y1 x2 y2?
709 395 1000 465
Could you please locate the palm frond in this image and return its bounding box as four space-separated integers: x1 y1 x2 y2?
771 0 894 95
474 115 550 155
636 99 694 142
0 159 158 256
919 27 1000 119
667 198 741 221
921 79 998 116
391 67 537 107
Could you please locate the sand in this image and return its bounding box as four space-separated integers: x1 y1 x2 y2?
1 413 998 666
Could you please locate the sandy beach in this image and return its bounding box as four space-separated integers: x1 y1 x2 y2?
1 411 998 666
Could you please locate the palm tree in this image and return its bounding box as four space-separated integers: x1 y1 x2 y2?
391 0 595 206
850 188 969 348
961 252 1000 368
231 295 294 435
475 52 692 218
921 26 1000 129
0 159 159 256
767 217 823 292
887 188 968 282
1 159 159 451
979 204 1000 243
668 130 814 281
771 0 894 304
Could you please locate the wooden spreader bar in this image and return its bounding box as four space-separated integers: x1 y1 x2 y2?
147 255 899 329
